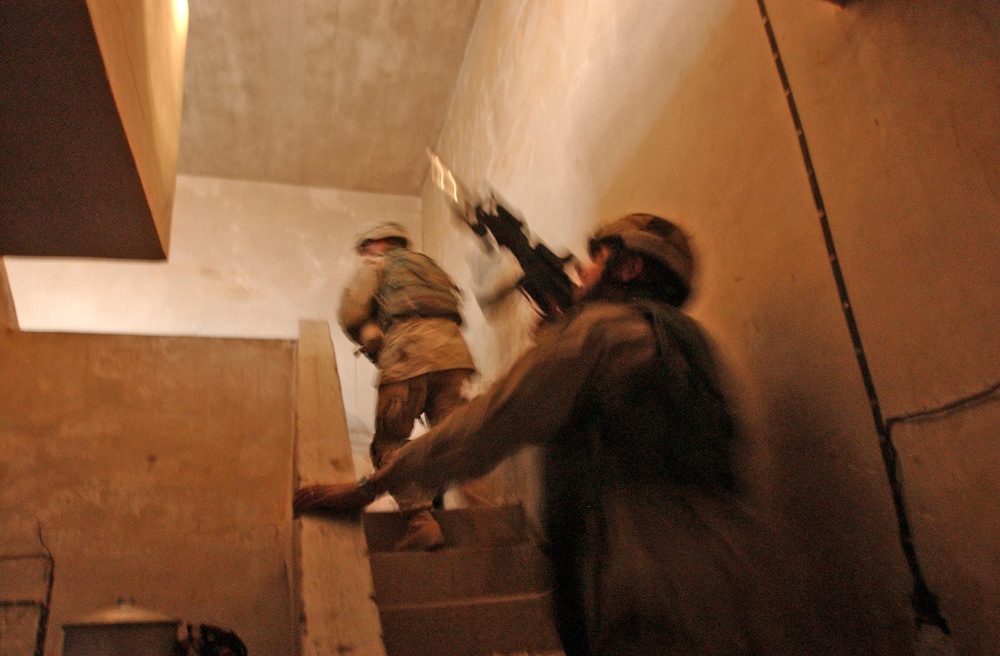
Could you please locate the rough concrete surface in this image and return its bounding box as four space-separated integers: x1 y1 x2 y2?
0 330 297 656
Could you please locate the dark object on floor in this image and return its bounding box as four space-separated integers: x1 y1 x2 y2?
175 624 248 656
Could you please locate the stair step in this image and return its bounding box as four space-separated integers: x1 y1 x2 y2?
378 591 562 656
370 542 552 605
363 505 532 553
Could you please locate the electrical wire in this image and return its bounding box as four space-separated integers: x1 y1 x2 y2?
34 523 54 656
886 380 1000 435
0 523 55 656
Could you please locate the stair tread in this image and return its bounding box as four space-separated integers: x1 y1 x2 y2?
371 542 552 604
367 504 561 656
378 590 562 656
371 541 545 562
379 589 552 612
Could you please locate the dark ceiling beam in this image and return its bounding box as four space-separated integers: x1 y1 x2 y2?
0 0 186 260
0 259 17 331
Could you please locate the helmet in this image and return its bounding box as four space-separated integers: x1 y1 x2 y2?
589 213 694 298
354 221 411 252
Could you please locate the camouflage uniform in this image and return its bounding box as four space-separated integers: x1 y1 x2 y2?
338 236 475 522
378 215 830 654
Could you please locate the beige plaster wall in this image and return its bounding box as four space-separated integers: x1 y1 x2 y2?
0 330 296 656
422 0 1000 652
764 2 1000 652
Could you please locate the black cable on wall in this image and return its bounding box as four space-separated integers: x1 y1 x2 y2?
754 0 950 634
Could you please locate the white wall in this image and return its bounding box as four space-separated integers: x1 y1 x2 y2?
5 174 425 479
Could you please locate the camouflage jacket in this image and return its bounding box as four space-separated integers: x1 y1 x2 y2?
338 247 475 385
383 294 831 655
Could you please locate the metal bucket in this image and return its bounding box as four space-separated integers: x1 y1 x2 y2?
62 597 180 656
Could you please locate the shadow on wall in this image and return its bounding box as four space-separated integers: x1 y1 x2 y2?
590 1 913 653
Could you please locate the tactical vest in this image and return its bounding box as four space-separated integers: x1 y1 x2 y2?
376 249 462 327
633 299 739 492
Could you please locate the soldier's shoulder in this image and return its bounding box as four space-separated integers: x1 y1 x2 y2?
564 301 649 342
391 247 442 266
573 299 647 323
572 299 701 350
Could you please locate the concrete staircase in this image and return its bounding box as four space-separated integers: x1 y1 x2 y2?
363 505 564 656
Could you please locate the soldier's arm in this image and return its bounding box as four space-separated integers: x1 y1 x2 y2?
292 320 600 515
337 259 383 344
380 307 616 493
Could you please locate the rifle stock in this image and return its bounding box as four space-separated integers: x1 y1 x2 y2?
427 151 577 319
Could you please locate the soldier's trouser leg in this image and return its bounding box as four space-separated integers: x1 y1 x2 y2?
371 375 432 511
371 375 444 550
422 368 470 424
423 369 496 507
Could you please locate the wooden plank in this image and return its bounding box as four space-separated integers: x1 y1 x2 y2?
294 320 385 656
85 0 188 257
0 260 16 331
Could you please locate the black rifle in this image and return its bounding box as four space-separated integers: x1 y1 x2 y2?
428 151 577 319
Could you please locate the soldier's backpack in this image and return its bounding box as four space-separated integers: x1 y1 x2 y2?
376 248 463 327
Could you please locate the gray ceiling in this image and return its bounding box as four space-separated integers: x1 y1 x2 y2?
177 0 482 196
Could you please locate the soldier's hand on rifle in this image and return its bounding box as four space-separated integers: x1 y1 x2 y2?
531 309 564 342
359 322 384 361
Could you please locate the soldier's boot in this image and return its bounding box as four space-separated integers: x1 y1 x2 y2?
393 509 444 551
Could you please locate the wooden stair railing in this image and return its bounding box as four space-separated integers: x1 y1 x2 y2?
293 320 386 656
